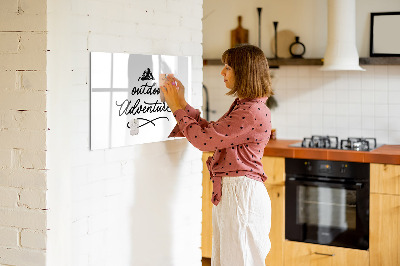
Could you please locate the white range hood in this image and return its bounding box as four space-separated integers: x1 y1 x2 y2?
320 0 365 71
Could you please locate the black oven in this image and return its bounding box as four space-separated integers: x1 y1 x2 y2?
285 158 369 250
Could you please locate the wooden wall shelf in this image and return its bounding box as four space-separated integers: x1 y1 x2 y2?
203 57 400 67
359 57 400 65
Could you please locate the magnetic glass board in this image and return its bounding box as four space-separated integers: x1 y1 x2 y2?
90 52 192 150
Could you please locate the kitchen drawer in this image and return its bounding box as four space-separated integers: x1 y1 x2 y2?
284 241 369 266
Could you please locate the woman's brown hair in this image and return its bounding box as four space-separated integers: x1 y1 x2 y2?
221 44 273 99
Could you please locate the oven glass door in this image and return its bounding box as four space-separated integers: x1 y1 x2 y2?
286 179 369 250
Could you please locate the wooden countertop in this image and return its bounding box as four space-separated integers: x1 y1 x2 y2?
263 139 400 165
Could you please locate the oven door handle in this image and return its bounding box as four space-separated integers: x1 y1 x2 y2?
287 177 364 189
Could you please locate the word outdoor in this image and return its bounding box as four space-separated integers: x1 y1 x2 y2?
115 68 171 129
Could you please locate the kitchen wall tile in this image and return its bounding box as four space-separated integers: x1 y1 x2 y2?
311 127 325 136
285 66 298 77
336 115 348 128
388 117 400 131
323 86 336 103
361 90 374 103
349 116 362 129
375 104 389 117
349 128 362 137
272 67 286 78
374 130 389 144
299 89 313 103
298 102 312 115
323 103 336 115
336 90 349 103
310 77 324 89
336 128 349 140
388 75 400 91
348 90 362 103
374 90 388 104
296 127 312 138
374 77 388 91
362 129 375 138
323 115 336 129
204 65 400 144
388 91 400 104
374 65 388 77
387 65 400 76
388 131 400 143
361 75 374 91
287 113 300 127
362 65 375 74
336 103 349 116
311 86 323 101
362 116 375 130
322 70 335 78
335 72 349 90
388 104 400 117
298 67 311 78
348 103 362 116
348 71 362 90
273 76 286 90
310 66 324 77
311 114 324 128
374 117 389 130
361 104 375 117
298 77 311 89
286 77 299 89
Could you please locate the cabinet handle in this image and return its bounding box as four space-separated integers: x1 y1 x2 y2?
314 252 335 257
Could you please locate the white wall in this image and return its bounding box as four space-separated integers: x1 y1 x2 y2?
0 0 48 265
47 0 203 266
203 0 400 58
203 0 400 145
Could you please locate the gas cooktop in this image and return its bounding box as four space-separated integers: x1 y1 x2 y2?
289 135 383 151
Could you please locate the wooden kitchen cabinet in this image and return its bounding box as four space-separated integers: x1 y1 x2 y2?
284 241 369 266
202 152 213 258
264 184 285 266
370 163 400 195
370 193 400 266
370 163 400 266
262 156 285 266
201 154 286 265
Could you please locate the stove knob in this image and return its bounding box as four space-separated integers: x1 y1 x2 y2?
305 162 312 171
340 164 347 174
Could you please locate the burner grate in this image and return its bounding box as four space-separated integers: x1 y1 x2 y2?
301 135 339 149
340 137 377 151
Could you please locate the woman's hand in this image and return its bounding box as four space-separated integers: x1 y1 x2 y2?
160 77 184 113
173 77 187 108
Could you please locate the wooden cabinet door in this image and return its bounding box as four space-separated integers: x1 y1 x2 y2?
264 184 284 266
284 241 369 266
370 193 400 266
370 163 400 195
202 152 213 258
262 156 285 186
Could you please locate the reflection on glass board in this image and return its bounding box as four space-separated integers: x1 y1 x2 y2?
90 52 192 150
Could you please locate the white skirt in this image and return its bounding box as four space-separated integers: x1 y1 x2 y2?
212 176 271 266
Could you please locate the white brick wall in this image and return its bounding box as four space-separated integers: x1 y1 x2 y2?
0 0 48 265
47 1 203 266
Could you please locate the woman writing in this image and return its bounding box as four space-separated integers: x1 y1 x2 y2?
161 44 273 266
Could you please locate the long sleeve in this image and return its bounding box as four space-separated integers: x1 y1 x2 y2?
168 103 210 138
172 105 257 152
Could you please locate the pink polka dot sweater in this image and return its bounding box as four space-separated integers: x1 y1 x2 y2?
168 97 271 206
